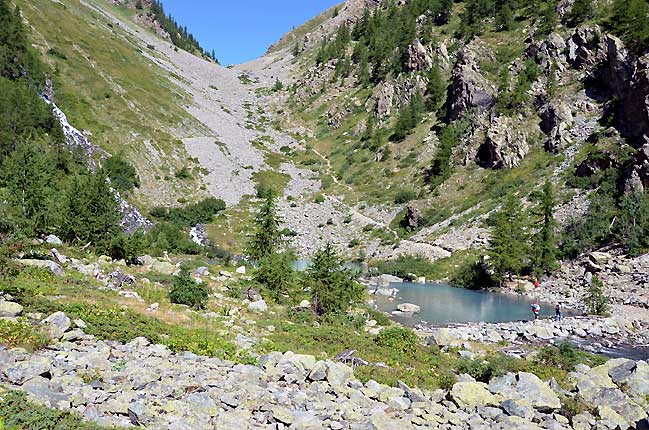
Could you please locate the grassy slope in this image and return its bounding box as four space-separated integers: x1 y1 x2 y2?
276 5 579 259
18 0 204 207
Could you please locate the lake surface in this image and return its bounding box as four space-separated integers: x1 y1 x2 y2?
375 282 570 325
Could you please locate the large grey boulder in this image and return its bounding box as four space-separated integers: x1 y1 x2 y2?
489 372 560 411
18 259 64 276
450 381 498 408
0 301 23 318
41 311 71 340
4 356 52 385
396 303 420 313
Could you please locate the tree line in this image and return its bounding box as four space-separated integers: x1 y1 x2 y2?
149 0 219 62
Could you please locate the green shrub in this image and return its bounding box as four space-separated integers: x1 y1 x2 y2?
450 258 494 290
253 252 298 303
0 319 48 352
150 197 226 226
314 194 326 204
0 390 118 430
174 166 192 179
169 268 209 309
375 326 419 354
101 154 140 192
108 230 146 264
393 190 417 204
144 222 202 255
534 342 606 371
367 308 391 326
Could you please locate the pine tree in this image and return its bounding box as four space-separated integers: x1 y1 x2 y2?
533 181 559 275
63 172 120 248
307 243 364 315
496 2 515 31
488 195 531 283
246 191 283 261
254 251 297 303
437 0 454 24
567 0 595 27
0 141 55 236
425 65 446 113
538 0 558 36
584 276 609 316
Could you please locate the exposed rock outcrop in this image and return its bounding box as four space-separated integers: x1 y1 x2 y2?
406 39 433 71
538 100 574 152
447 46 496 122
476 116 528 169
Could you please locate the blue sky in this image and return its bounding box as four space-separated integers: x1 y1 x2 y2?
161 0 342 65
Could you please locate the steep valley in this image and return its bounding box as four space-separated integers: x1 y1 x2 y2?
2 0 649 429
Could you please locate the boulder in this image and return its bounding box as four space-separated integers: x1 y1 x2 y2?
41 311 71 340
235 266 246 274
18 259 64 276
396 303 420 313
428 328 456 347
538 101 573 152
45 234 63 245
450 381 498 408
326 361 353 389
4 356 52 385
247 299 267 313
489 372 561 411
378 274 403 287
0 301 23 318
401 206 421 231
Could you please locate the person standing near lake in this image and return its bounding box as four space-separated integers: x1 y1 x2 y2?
531 302 540 320
555 303 563 321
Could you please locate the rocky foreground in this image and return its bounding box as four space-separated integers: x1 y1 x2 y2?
1 311 648 430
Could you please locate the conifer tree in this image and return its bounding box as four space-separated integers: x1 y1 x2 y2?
496 2 515 31
0 141 55 236
246 191 283 261
567 0 595 27
63 172 120 248
307 243 365 315
425 65 446 113
533 181 559 275
488 195 531 284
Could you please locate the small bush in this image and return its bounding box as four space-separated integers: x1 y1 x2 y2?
174 166 192 179
46 48 67 60
169 268 209 309
374 326 418 354
394 190 417 204
367 308 391 326
0 391 116 430
101 154 140 192
108 230 146 264
450 258 494 290
314 194 326 204
0 319 48 351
